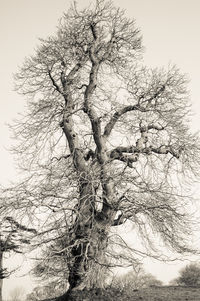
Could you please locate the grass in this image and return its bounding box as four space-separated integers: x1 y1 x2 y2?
130 286 200 301
67 286 200 301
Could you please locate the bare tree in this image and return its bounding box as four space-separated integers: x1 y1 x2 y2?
111 265 162 293
3 0 200 297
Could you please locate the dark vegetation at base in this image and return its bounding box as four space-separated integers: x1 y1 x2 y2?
42 288 133 301
41 286 200 301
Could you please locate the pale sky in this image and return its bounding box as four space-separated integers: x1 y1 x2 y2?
1 0 200 299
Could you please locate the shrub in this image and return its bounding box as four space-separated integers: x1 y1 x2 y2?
176 263 200 286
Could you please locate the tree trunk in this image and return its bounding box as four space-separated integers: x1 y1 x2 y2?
68 175 98 291
67 172 115 292
68 224 109 290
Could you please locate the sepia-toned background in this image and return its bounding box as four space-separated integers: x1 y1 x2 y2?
1 0 200 299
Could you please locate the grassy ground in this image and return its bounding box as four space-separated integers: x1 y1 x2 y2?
67 286 200 301
131 286 200 301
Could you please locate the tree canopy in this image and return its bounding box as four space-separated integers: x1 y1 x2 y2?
2 0 200 297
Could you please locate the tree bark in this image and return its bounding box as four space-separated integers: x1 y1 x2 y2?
67 171 114 291
68 176 95 290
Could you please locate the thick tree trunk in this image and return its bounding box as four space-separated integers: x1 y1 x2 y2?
67 171 115 292
68 178 98 290
68 224 109 290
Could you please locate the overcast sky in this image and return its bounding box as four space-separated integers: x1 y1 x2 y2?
1 0 200 298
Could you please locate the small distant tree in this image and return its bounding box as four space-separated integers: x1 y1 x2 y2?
175 263 200 286
111 266 162 294
143 274 163 287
